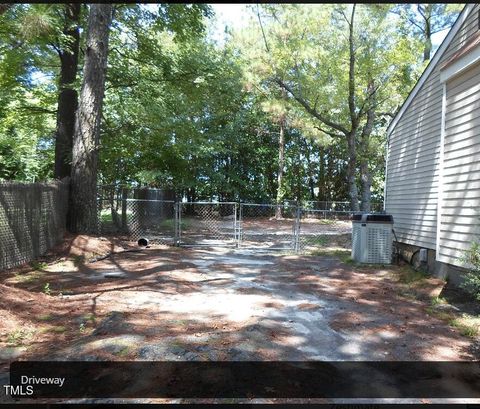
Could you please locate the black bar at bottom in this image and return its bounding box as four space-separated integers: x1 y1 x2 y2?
8 361 480 399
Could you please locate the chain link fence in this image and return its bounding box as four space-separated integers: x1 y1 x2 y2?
178 202 237 246
97 197 366 252
298 209 352 252
239 203 299 250
0 179 69 271
0 180 374 272
96 189 384 252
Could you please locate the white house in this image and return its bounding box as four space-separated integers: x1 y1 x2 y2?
385 3 480 280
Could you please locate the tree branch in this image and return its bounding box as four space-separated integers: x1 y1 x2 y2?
274 77 349 135
256 5 270 53
314 125 343 139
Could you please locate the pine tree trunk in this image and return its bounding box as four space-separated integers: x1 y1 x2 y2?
304 140 315 200
275 118 285 219
318 146 325 201
359 80 376 213
69 4 113 233
346 132 360 212
54 3 81 180
423 20 432 61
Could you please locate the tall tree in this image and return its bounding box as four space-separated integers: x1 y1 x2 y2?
392 4 463 61
240 4 421 210
54 3 81 179
70 4 113 232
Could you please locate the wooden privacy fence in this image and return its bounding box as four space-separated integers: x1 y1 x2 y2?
0 178 69 271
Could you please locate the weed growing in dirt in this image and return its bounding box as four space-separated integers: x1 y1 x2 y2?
431 296 448 306
78 314 96 334
30 261 47 271
43 282 51 295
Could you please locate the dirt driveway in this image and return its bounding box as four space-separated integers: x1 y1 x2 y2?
1 236 477 370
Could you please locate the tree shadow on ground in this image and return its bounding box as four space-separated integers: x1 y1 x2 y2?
0 246 478 368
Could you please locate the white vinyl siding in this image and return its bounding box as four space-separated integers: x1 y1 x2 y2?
386 74 442 249
438 61 480 266
386 4 480 251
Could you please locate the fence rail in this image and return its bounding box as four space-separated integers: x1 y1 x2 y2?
0 178 69 271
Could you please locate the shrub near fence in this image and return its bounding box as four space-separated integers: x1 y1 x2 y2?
0 178 69 271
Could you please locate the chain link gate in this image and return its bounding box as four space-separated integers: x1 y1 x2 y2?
97 196 353 252
177 202 237 246
238 203 299 250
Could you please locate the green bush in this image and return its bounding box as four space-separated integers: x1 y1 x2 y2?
461 241 480 301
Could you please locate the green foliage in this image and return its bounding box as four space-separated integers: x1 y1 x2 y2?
43 282 51 295
460 241 480 301
0 4 461 207
30 260 47 271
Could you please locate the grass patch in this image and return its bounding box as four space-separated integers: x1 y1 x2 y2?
40 325 66 334
170 218 192 230
82 313 96 322
426 306 480 338
450 315 480 338
431 296 448 306
6 329 35 346
310 248 352 264
37 313 54 321
316 219 338 225
114 346 131 357
426 306 455 321
30 261 48 271
303 236 329 246
397 266 429 284
159 218 181 230
100 212 113 224
13 270 45 284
